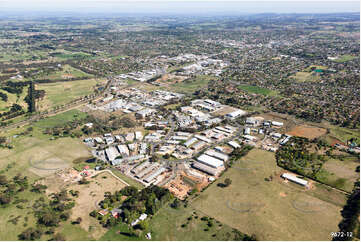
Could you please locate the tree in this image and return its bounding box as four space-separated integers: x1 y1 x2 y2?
138 220 149 231
38 211 60 226
0 193 11 204
170 198 181 209
224 178 232 187
18 227 42 240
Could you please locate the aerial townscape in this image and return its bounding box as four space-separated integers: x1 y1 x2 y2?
0 1 359 241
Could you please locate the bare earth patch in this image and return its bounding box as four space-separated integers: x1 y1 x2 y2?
287 125 327 139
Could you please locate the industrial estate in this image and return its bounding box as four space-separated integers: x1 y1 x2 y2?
0 3 359 242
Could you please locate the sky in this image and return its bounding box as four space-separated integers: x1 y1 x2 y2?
0 0 359 15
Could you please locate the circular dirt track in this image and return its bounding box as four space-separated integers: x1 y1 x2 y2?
291 196 326 213
29 157 69 171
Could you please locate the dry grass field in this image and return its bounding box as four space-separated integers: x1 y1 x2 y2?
67 172 127 239
191 149 346 241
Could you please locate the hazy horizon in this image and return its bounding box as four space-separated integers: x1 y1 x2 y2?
0 0 359 16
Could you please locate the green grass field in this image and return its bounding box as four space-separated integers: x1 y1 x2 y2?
148 204 243 241
0 88 28 113
34 64 92 81
167 75 212 94
100 223 143 241
316 157 359 192
36 78 105 110
238 85 278 96
332 55 357 63
191 149 346 241
51 51 92 60
34 109 87 129
328 125 360 144
0 189 44 240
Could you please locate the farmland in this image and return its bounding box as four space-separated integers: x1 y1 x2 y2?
33 109 87 129
317 157 359 192
148 205 245 241
191 149 346 241
33 64 93 81
36 78 106 111
167 75 212 94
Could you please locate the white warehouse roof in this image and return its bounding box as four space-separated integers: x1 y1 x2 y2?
282 173 308 187
205 149 229 161
197 154 224 168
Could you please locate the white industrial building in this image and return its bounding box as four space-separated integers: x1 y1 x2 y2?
205 149 229 161
197 154 224 168
228 140 241 149
105 146 120 161
282 173 309 187
272 121 284 127
225 109 247 119
117 144 130 156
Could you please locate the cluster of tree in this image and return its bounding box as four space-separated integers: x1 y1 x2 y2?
91 185 173 229
1 81 29 95
24 82 36 113
217 178 232 188
0 92 8 102
82 115 137 135
0 174 28 206
276 137 330 178
19 190 75 240
0 104 24 121
228 145 254 168
333 181 360 241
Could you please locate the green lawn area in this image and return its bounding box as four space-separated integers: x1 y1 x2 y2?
290 72 320 82
50 51 92 60
191 149 346 241
33 109 87 129
36 78 104 110
100 223 143 241
167 75 212 94
0 88 28 113
327 124 360 143
0 189 44 240
34 64 92 81
238 85 278 96
316 157 359 192
332 55 357 63
59 222 95 241
149 204 244 241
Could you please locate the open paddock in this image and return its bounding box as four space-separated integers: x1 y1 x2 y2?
191 149 346 241
287 125 327 139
